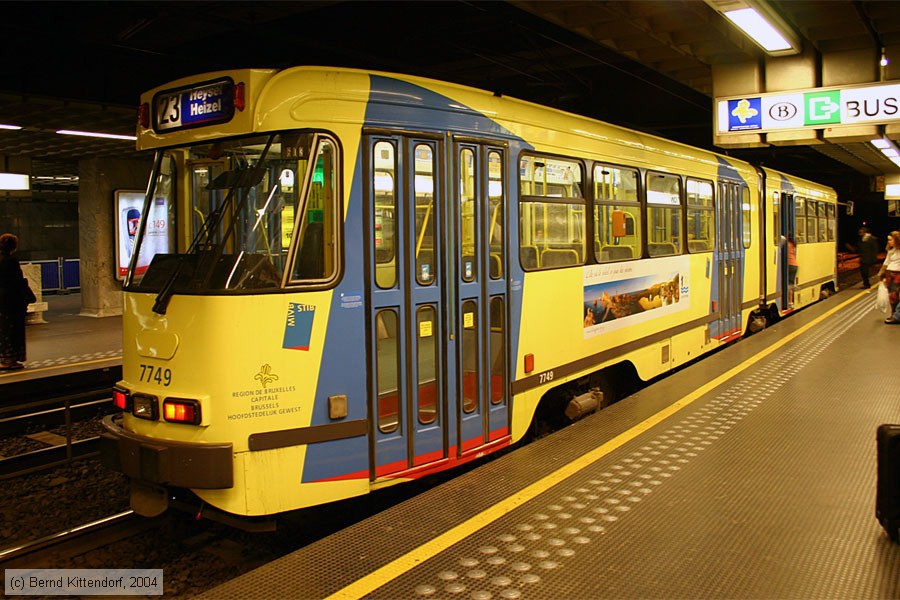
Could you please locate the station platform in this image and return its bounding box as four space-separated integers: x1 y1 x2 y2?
201 281 900 599
0 292 121 387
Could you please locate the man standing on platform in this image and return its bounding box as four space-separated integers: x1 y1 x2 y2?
856 227 879 289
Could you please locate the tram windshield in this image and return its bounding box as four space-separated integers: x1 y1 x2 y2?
125 132 340 308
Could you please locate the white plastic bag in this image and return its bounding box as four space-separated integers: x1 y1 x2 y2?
877 282 891 314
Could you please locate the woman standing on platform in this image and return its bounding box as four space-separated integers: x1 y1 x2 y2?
879 231 900 325
0 233 27 369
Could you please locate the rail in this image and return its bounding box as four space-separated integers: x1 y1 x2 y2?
0 511 137 566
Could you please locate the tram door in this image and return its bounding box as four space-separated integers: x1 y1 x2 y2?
367 135 446 479
454 141 509 455
779 193 796 309
366 135 509 479
716 180 744 338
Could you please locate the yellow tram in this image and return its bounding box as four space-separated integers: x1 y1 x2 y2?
100 67 837 524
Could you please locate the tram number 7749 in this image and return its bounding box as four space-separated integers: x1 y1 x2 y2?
138 364 172 387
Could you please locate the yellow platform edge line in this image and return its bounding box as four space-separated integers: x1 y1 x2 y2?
327 291 867 600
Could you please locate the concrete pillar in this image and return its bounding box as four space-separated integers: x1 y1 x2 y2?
78 157 151 317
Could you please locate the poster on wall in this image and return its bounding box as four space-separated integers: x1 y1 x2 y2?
114 190 172 280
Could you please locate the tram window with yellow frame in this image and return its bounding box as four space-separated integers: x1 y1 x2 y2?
518 154 585 270
127 132 341 294
817 201 828 242
646 172 682 257
593 163 640 262
686 177 714 253
826 203 836 241
794 197 806 243
805 200 818 244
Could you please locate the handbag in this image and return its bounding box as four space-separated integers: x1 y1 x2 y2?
21 277 36 305
877 282 891 314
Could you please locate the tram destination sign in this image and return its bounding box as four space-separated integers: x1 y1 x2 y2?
153 78 236 132
716 81 900 135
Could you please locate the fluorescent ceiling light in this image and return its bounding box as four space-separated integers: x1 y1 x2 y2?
872 138 892 149
706 0 800 55
0 124 22 130
0 173 30 191
724 8 792 52
56 129 137 141
884 148 900 158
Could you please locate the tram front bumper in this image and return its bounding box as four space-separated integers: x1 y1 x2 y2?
99 415 233 489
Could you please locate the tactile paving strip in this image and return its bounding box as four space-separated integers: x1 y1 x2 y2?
370 298 900 599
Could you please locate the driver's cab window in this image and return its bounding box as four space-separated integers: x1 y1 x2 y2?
290 137 340 283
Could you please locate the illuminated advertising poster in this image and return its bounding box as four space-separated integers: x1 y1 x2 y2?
114 190 171 279
582 256 690 339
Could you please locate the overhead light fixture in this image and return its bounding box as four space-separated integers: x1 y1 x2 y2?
56 129 137 141
871 138 900 171
706 0 801 56
0 173 30 191
0 124 22 130
881 48 890 68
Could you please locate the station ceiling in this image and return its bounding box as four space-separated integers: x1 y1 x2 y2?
1 0 899 197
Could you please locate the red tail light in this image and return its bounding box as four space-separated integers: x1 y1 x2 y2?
163 398 201 424
233 82 245 112
138 103 150 129
112 386 128 410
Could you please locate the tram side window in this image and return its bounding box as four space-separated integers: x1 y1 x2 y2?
686 178 714 253
416 144 436 286
817 201 828 242
646 172 682 256
741 186 752 249
291 138 339 282
373 141 397 289
519 154 585 270
460 148 477 282
593 164 640 262
375 309 401 434
416 305 438 425
826 203 836 241
488 151 504 280
794 197 806 243
806 200 818 243
772 191 781 246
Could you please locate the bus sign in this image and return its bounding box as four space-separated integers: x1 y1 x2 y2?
716 81 900 134
153 78 235 132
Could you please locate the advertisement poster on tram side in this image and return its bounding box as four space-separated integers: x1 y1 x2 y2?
582 256 690 338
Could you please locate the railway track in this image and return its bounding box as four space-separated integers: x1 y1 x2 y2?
0 511 162 569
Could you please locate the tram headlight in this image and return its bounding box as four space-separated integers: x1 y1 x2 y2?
132 393 159 420
163 398 201 425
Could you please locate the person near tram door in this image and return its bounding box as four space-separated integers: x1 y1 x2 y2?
0 233 29 369
787 235 798 308
879 231 900 324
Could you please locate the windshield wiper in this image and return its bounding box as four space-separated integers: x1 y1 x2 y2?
152 138 274 314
